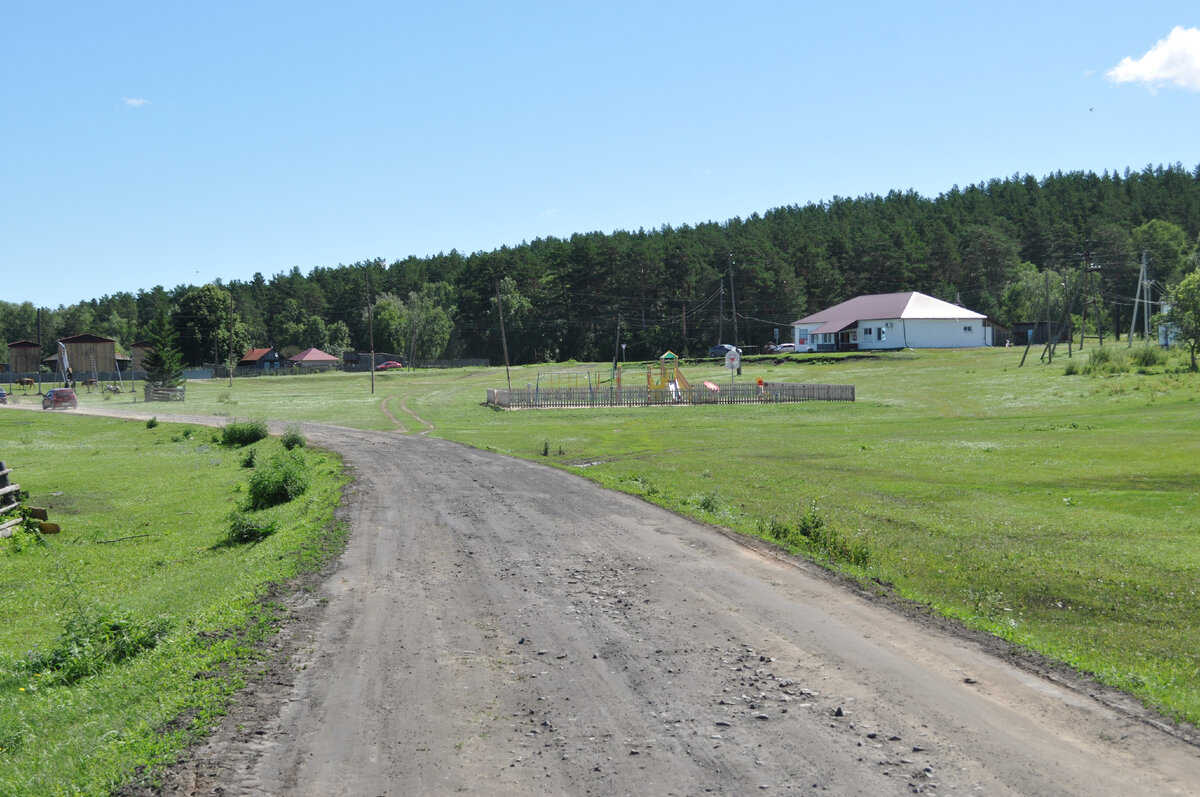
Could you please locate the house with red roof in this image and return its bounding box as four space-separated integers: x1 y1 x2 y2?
791 292 991 352
288 347 339 368
239 347 283 370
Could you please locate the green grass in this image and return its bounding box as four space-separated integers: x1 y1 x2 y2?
0 412 348 795
5 343 1198 736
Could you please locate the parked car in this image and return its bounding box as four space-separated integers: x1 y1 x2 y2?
707 344 741 358
774 342 797 353
43 387 78 410
374 360 403 370
0 387 6 404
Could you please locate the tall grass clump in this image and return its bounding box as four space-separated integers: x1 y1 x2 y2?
246 450 309 510
220 420 269 447
1130 345 1168 369
280 425 307 450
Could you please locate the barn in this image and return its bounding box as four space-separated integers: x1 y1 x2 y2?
6 340 42 375
792 292 991 352
43 334 132 378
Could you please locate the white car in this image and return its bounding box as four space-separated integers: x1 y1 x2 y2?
774 343 796 353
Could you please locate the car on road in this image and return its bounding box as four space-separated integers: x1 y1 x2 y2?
374 360 404 370
707 344 741 358
43 387 78 410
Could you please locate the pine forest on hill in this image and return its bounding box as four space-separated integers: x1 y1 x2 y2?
5 163 1200 368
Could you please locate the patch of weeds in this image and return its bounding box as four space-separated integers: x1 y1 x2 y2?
240 448 258 468
216 510 278 547
541 440 550 456
10 606 172 687
693 489 723 514
146 416 158 429
246 450 309 510
220 420 269 447
620 474 659 497
216 390 237 405
280 426 307 451
0 508 47 554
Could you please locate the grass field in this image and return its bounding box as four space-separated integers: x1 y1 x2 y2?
0 413 347 795
2 342 1197 793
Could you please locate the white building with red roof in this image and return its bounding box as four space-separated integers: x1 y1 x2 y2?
791 292 990 352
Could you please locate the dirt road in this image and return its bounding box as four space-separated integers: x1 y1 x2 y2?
28 408 1197 794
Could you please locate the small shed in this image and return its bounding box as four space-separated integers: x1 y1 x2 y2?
288 347 339 368
7 340 42 374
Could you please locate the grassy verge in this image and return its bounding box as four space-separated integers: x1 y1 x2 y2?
0 412 348 796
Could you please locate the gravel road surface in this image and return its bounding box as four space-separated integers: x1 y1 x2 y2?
14 407 1200 795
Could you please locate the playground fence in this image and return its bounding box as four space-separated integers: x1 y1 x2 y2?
487 382 854 409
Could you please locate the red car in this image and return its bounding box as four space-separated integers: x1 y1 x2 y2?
43 388 78 410
374 360 403 370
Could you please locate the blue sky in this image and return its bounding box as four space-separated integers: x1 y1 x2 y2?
4 1 1199 308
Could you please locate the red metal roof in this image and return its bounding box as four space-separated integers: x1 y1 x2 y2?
241 348 276 362
288 347 338 363
792 292 985 335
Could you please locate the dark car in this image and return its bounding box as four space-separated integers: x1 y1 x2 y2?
42 388 78 410
374 360 404 370
0 387 6 405
708 344 741 358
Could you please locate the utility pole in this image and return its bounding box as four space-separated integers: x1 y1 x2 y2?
1128 251 1148 347
718 283 724 344
613 313 621 374
495 280 511 393
366 271 375 394
227 290 235 387
729 254 740 375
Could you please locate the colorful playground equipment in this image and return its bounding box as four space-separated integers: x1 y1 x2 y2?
644 351 707 402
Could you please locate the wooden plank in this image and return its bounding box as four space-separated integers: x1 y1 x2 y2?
0 516 22 533
0 483 20 498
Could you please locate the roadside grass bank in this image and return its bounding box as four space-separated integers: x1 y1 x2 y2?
0 412 348 796
28 346 1200 726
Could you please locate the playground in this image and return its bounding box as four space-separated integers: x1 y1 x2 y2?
486 352 854 409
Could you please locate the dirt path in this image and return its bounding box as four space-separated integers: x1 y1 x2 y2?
16 407 1199 794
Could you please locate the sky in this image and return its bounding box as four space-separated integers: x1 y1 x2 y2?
4 1 1200 309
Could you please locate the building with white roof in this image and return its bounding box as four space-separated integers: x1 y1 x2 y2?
791 292 991 351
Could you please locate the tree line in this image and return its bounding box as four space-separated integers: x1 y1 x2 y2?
4 163 1200 369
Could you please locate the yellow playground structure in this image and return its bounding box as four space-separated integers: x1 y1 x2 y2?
644 351 694 402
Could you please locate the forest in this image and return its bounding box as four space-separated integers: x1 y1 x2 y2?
4 163 1200 368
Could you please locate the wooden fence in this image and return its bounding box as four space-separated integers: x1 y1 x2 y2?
487 381 854 409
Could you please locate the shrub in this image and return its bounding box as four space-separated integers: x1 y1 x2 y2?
17 606 171 686
219 510 278 545
1063 359 1080 376
221 420 269 447
246 450 309 510
146 416 158 429
240 448 258 468
281 426 307 451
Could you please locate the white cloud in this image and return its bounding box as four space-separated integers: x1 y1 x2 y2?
1107 26 1200 91
122 97 150 107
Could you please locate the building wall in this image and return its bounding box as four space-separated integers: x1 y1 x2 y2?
8 345 41 374
63 340 117 374
858 319 986 349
